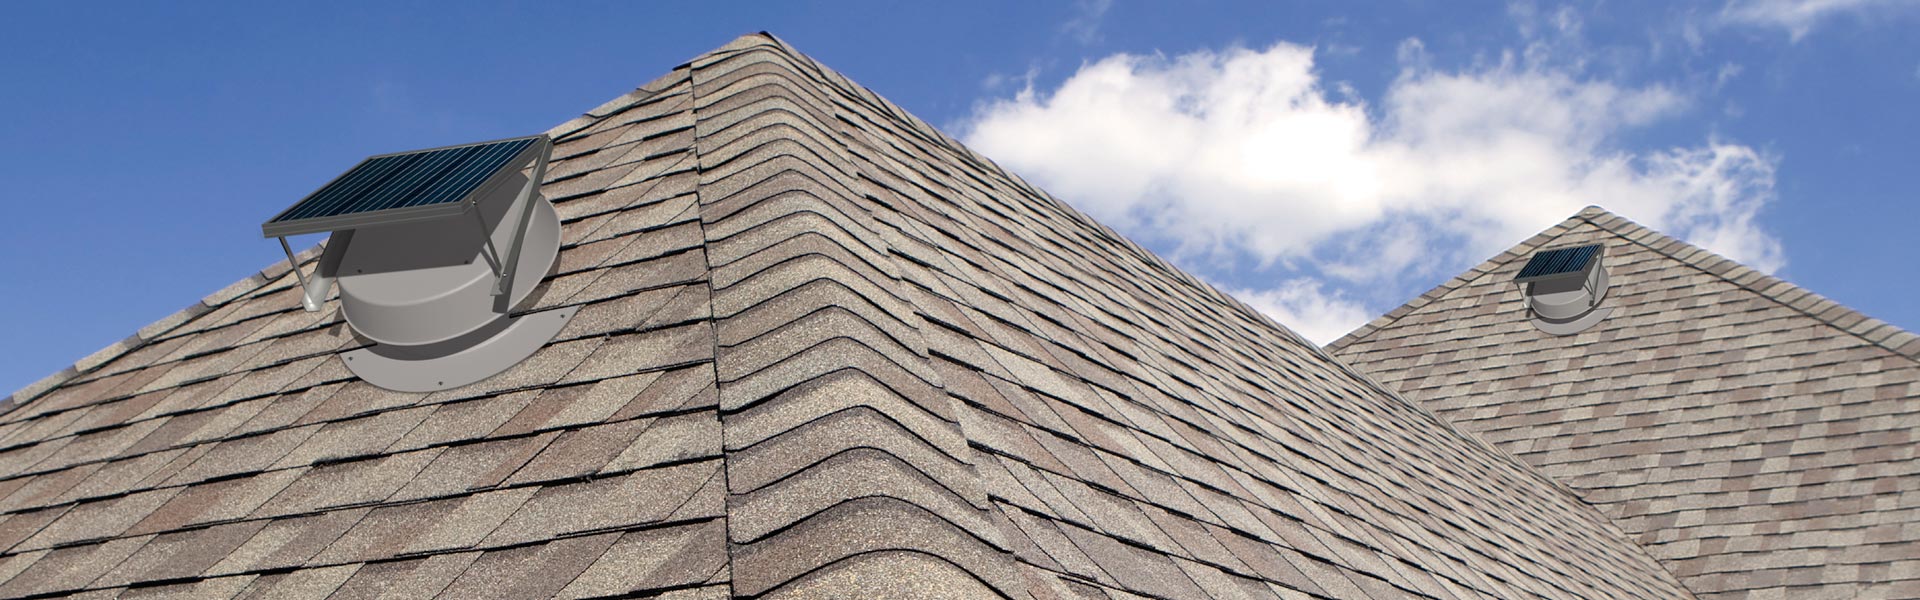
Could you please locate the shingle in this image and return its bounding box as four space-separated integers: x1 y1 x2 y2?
124 467 302 534
728 447 989 543
1333 207 1920 599
289 380 415 427
402 487 539 554
0 535 148 597
388 432 556 501
722 367 957 455
16 487 179 551
554 520 727 599
305 497 452 564
729 496 1018 597
610 364 718 419
502 418 652 483
231 564 360 600
437 532 620 599
268 405 432 469
554 283 695 339
641 584 733 600
225 384 341 437
206 511 365 579
1058 520 1208 599
559 323 714 384
596 410 722 473
479 459 721 547
92 520 266 588
758 550 1004 599
0 461 101 514
532 371 667 431
323 551 478 600
725 404 973 498
1007 509 1115 585
120 574 258 599
385 390 539 451
158 426 317 486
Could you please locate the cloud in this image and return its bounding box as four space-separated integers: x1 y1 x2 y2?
1228 280 1374 346
1715 62 1744 91
1061 0 1113 45
965 42 1781 276
1719 0 1915 40
963 38 1785 341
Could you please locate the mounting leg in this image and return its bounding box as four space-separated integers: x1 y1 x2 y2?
276 237 317 312
275 232 352 313
493 137 552 298
472 208 507 279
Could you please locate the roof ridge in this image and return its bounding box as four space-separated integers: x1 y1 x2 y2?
684 37 1026 597
1327 205 1920 363
1580 207 1920 363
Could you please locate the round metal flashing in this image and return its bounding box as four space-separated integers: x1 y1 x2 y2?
342 306 576 392
1530 306 1615 336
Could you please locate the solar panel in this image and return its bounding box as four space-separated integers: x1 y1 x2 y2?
262 135 544 237
1514 243 1603 282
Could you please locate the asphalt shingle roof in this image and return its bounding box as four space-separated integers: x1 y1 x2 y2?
0 34 1697 599
1330 206 1920 600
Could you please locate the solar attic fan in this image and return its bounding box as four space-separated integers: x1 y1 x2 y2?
260 135 576 392
1513 242 1612 335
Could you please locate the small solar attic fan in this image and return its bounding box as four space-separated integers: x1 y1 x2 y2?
261 135 575 392
1513 243 1611 336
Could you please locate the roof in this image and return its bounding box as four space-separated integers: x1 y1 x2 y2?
1328 206 1920 600
0 34 1695 599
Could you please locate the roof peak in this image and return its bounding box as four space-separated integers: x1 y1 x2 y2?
1327 205 1920 362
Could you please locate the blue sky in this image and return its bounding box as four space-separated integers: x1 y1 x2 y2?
2 1 1917 396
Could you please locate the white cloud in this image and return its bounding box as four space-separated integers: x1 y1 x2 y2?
964 42 1782 276
1715 62 1744 91
1061 0 1113 45
1228 280 1374 346
1719 0 1915 40
963 38 1785 341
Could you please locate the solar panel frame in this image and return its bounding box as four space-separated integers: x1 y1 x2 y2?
262 135 546 237
1514 243 1604 283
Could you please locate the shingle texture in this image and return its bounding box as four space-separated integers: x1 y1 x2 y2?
1330 207 1920 600
0 34 1695 598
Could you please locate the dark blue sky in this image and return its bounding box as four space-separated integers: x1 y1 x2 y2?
3 1 1917 395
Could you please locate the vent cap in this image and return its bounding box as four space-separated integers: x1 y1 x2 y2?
1513 243 1611 335
260 135 575 392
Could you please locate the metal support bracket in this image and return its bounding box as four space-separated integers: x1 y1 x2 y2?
472 208 507 279
491 137 553 299
277 231 353 313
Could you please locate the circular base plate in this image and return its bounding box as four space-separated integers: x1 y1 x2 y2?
1531 306 1613 336
342 307 575 392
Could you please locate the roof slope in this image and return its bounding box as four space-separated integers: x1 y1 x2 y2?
0 35 1692 599
1329 207 1920 600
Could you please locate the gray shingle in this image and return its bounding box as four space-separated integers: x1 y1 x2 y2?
1334 207 1920 599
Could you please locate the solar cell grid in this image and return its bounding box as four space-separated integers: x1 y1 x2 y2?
262 136 541 237
1516 244 1601 281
